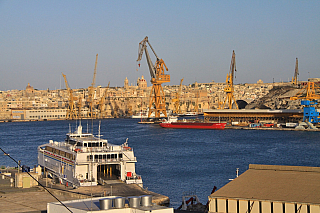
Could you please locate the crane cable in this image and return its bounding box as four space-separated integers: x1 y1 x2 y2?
0 147 73 213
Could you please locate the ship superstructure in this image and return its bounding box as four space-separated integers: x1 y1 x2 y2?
38 123 142 187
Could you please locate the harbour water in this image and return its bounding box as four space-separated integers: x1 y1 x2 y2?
0 119 319 208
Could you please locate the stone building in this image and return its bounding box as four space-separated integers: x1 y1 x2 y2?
25 83 34 97
137 75 147 89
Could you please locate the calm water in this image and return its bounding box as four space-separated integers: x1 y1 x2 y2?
0 119 319 208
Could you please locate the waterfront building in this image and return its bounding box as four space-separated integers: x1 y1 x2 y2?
208 164 320 213
0 76 317 121
25 109 67 120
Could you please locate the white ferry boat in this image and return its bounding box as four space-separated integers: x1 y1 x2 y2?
37 123 142 188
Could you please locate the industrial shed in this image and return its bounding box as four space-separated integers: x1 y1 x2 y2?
208 164 320 213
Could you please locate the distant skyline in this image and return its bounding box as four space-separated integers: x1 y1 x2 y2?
1 1 319 91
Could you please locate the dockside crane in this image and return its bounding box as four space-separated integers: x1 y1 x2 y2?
292 58 299 85
87 54 98 118
223 50 238 109
194 91 199 113
62 73 78 120
290 82 320 124
172 78 184 115
98 82 110 118
290 82 320 101
137 36 170 118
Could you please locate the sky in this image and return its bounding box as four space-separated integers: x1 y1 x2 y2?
0 0 319 91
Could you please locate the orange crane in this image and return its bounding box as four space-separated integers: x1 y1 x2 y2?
290 82 320 101
137 36 170 118
194 91 199 113
62 73 78 119
87 54 98 118
223 50 238 109
292 58 299 85
172 78 184 114
290 81 320 124
98 82 110 118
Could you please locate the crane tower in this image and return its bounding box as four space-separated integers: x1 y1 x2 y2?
137 36 170 118
87 54 98 118
62 73 78 119
223 50 238 109
292 58 299 85
98 82 110 118
172 78 184 115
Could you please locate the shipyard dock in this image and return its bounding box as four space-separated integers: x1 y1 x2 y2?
0 169 169 213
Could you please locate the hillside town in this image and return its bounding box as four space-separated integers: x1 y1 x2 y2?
0 76 308 122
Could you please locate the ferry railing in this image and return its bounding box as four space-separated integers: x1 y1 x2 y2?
74 146 128 153
76 156 136 164
125 174 143 185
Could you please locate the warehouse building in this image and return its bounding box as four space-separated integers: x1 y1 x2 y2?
203 109 303 123
208 164 320 213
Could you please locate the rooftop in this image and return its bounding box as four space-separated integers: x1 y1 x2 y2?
209 164 320 205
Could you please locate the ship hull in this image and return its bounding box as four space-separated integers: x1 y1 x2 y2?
159 122 226 129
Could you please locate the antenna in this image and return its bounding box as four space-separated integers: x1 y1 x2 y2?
87 121 89 133
97 120 103 139
229 168 239 181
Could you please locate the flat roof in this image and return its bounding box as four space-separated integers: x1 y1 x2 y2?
48 196 172 212
209 164 320 205
203 109 303 114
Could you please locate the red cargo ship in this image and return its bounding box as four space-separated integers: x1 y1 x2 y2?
159 117 226 129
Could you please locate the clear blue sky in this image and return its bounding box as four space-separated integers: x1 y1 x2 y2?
1 0 319 91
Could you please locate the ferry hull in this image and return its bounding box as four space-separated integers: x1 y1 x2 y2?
159 122 226 129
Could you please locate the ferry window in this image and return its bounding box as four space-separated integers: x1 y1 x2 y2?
84 143 87 147
103 155 106 159
60 151 65 157
88 143 92 147
119 154 122 159
66 153 70 159
111 154 115 159
99 155 102 159
94 155 98 161
95 142 99 147
100 142 102 147
107 154 110 159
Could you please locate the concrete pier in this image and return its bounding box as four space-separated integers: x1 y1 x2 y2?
0 170 169 213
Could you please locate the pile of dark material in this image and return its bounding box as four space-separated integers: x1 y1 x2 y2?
244 86 301 110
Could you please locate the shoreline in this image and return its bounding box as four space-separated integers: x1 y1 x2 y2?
1 118 318 131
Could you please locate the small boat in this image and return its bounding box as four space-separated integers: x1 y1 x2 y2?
159 117 226 129
131 109 166 119
131 110 149 119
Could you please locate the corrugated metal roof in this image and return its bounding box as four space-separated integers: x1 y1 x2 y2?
209 164 320 205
